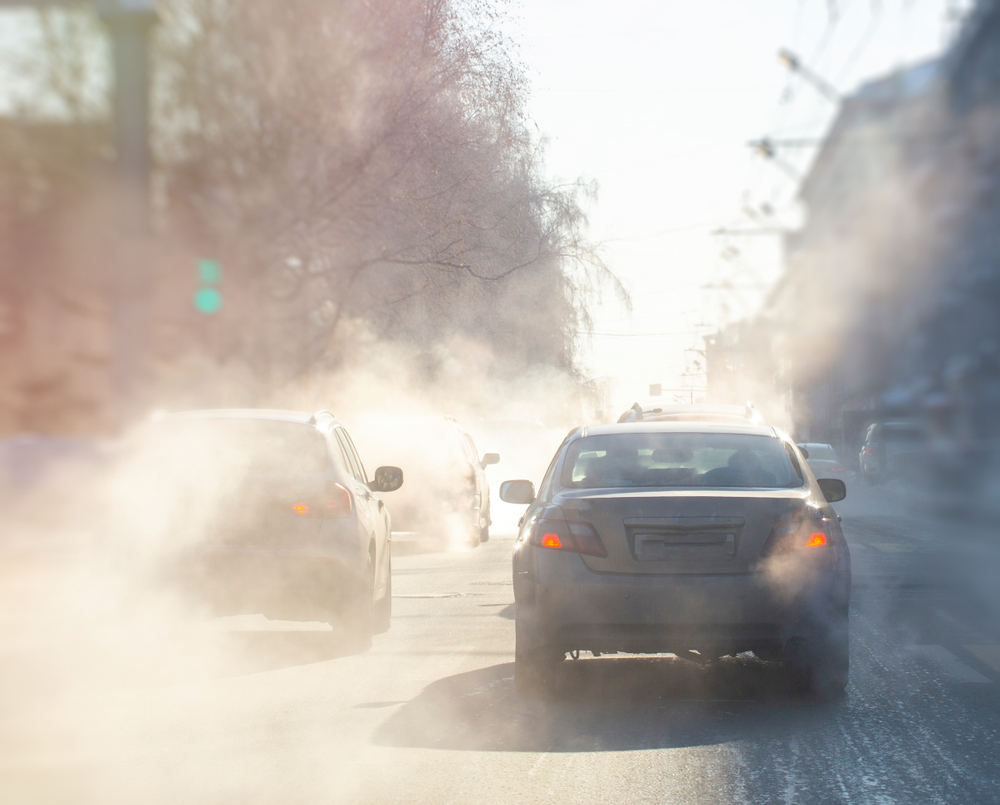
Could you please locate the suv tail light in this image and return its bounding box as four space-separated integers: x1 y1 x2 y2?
761 516 835 557
529 518 607 558
865 446 875 457
291 483 352 519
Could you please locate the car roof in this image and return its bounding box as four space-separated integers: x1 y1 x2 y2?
582 421 778 438
619 403 770 426
157 408 335 426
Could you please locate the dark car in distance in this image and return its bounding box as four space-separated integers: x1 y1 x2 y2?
858 420 928 485
500 420 850 697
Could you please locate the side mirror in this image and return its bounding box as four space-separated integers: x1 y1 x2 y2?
817 478 846 503
480 452 500 469
797 445 810 459
500 479 535 505
372 466 404 493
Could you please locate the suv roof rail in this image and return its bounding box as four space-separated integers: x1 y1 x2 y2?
309 409 335 424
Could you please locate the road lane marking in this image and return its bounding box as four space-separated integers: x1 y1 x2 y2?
964 645 1000 673
871 543 911 553
903 645 991 683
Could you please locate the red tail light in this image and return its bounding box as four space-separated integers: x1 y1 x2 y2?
529 518 607 558
762 517 834 556
831 466 844 472
291 483 352 519
865 446 875 457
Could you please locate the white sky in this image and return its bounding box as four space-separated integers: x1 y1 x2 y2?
503 0 974 409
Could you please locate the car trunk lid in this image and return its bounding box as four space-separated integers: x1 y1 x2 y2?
560 488 809 574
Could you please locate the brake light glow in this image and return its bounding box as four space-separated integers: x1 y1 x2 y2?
865 446 875 457
529 518 607 558
762 517 834 556
291 483 352 519
831 466 844 472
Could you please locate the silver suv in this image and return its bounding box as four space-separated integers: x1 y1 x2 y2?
133 409 403 646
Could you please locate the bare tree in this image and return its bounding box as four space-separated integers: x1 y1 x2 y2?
153 0 627 383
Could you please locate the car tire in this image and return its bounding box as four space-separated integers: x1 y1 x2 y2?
786 613 849 699
374 557 392 634
345 554 375 651
514 623 563 695
480 523 490 543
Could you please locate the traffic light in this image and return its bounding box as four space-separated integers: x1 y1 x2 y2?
193 258 222 314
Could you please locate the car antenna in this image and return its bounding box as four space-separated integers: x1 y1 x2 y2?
617 402 644 423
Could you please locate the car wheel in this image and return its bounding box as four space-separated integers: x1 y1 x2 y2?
374 556 392 634
786 613 849 699
479 522 490 543
345 554 375 651
514 622 563 695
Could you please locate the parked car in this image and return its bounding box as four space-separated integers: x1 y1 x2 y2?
125 409 403 645
797 442 848 483
858 420 928 485
500 420 850 698
348 413 499 546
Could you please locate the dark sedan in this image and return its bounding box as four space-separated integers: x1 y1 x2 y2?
500 420 850 697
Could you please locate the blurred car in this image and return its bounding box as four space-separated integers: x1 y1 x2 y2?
348 413 499 546
617 402 769 426
796 442 848 482
858 420 929 485
467 419 564 531
500 420 850 698
126 409 403 644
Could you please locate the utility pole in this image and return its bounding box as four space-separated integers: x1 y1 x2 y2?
98 0 158 406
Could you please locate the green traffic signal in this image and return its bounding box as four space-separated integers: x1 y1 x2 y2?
198 258 222 285
193 287 223 314
194 258 223 314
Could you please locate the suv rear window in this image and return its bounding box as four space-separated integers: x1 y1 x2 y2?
561 433 802 489
802 444 837 460
153 419 328 474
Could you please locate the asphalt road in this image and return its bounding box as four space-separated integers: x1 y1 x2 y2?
4 480 1000 805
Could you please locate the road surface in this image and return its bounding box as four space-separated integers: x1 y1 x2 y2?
3 481 1000 804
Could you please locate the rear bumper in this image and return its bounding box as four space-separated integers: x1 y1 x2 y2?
165 549 360 621
514 550 847 654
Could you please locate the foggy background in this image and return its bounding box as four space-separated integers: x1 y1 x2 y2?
2 1 1000 804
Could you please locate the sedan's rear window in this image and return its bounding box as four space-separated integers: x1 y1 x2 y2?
561 433 802 489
